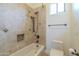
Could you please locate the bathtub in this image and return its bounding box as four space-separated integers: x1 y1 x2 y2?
10 43 45 56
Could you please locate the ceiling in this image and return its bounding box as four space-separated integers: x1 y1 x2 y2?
27 3 45 9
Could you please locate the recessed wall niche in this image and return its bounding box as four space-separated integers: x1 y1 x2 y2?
17 34 24 42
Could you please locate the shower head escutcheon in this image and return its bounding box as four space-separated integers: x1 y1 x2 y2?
31 16 35 19
35 11 39 15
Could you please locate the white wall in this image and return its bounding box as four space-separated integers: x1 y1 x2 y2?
71 3 79 51
46 3 72 55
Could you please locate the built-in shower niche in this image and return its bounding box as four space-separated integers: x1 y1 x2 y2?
17 34 24 42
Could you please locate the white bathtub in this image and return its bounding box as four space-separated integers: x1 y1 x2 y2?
10 43 45 56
